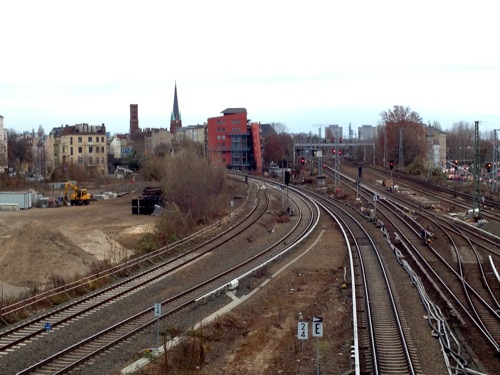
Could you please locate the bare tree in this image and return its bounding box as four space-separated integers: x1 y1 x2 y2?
270 122 288 135
37 125 45 137
379 105 427 169
7 130 33 173
262 132 294 167
161 149 228 225
446 121 474 161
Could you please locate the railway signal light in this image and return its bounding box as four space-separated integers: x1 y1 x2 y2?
389 160 394 170
454 160 458 170
300 157 305 165
486 163 492 172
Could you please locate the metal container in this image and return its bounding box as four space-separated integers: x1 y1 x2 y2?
0 191 33 209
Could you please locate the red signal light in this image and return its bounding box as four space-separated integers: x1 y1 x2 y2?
301 157 305 165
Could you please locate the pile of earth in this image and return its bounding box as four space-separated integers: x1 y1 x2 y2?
0 221 97 288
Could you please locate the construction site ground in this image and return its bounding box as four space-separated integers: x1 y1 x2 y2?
0 195 156 298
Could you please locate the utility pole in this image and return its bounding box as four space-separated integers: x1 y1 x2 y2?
428 124 433 180
493 129 499 193
384 128 387 169
473 121 481 219
398 128 403 177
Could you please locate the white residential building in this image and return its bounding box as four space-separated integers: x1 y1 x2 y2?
358 125 376 140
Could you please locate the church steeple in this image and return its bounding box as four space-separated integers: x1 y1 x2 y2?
170 81 182 134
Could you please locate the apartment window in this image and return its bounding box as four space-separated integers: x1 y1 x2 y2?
101 157 105 164
78 137 82 143
101 146 105 153
70 137 73 145
232 120 240 124
89 146 93 153
88 136 92 142
96 147 100 153
77 156 83 164
89 156 93 165
95 137 99 143
70 147 73 155
101 137 104 142
96 157 100 164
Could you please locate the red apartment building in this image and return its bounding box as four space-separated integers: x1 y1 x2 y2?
206 108 262 173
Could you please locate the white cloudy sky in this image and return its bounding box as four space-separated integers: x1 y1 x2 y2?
1 0 500 136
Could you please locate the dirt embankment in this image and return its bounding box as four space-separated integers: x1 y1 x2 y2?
0 197 156 297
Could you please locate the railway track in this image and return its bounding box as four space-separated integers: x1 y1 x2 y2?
336 166 499 373
3 181 319 374
291 185 421 374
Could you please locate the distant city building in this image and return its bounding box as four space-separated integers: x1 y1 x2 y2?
130 104 140 136
325 124 343 142
170 82 182 134
176 124 205 144
0 115 7 172
431 127 447 166
144 128 174 156
358 125 376 140
206 108 262 172
108 134 131 159
47 123 108 176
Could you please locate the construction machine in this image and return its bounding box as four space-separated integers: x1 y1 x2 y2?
63 182 92 206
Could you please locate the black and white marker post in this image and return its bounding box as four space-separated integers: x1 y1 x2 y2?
312 316 323 375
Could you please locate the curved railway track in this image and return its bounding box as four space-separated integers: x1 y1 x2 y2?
335 166 499 373
290 185 421 375
3 181 320 374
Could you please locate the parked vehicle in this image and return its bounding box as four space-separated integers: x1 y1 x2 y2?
63 182 92 205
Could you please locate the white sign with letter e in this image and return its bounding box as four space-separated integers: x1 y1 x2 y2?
312 316 323 337
297 322 308 340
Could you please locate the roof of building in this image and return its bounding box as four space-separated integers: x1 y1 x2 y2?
171 82 181 122
221 108 247 115
259 123 277 138
50 124 106 136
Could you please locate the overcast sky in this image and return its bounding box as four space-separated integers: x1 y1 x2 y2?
1 0 500 136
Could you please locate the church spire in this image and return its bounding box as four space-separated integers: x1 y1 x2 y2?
170 81 181 134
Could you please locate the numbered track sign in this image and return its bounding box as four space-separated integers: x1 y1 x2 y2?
297 322 308 340
154 303 162 318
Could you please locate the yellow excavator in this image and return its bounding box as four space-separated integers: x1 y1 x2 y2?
63 182 92 206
